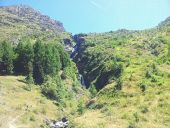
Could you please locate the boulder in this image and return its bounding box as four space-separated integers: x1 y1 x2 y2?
46 117 69 128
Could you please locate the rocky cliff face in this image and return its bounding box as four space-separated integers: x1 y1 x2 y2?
159 16 170 26
0 5 70 44
0 5 65 32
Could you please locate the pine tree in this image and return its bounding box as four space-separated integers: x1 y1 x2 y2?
0 41 14 74
43 44 61 76
54 44 70 69
52 44 61 72
0 43 3 72
61 52 70 69
15 41 25 73
33 40 45 84
15 39 34 75
25 42 34 75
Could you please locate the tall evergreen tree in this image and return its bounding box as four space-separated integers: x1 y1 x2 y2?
44 44 59 76
33 40 45 84
54 44 70 69
0 43 3 72
15 39 34 75
15 41 25 73
52 44 61 73
43 43 62 78
0 41 14 74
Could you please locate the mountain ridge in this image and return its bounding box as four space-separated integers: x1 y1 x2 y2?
0 5 70 44
0 5 65 32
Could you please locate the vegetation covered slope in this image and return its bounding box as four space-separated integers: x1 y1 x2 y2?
72 19 170 127
0 5 71 44
0 76 59 128
0 5 89 127
0 4 170 128
0 76 88 128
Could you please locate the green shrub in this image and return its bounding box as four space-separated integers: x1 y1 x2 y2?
89 84 97 98
141 106 149 113
115 78 123 91
63 62 78 81
25 73 34 84
138 81 147 92
145 70 152 78
41 76 59 100
77 99 85 115
128 124 137 128
30 114 35 121
151 75 158 82
133 112 139 122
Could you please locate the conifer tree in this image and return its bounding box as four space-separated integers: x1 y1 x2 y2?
54 44 70 69
0 41 14 74
15 39 34 75
43 44 61 76
33 40 45 84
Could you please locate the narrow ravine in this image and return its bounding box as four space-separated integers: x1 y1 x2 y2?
70 38 87 87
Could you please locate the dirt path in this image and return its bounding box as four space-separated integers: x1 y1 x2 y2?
8 112 28 128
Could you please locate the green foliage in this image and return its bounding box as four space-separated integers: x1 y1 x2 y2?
133 112 139 122
89 84 97 98
115 78 123 91
25 73 34 85
15 38 34 75
77 98 85 115
167 41 170 61
55 44 71 69
30 114 36 122
33 40 46 84
140 106 149 113
41 75 68 106
41 76 59 100
73 34 125 91
128 123 137 128
0 38 83 110
0 41 14 74
145 70 152 78
95 61 123 90
0 38 73 87
43 44 61 75
62 62 78 81
144 63 164 86
138 81 147 92
33 41 65 84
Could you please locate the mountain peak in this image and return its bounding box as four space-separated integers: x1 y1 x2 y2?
0 5 65 33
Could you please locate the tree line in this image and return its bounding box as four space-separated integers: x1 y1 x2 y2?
0 39 71 84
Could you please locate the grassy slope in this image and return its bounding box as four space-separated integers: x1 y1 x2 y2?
73 26 170 127
0 76 62 128
0 75 90 128
75 66 170 128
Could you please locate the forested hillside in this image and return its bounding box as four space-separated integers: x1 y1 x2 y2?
0 5 89 128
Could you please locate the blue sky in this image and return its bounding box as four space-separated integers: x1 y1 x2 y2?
1 0 170 34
